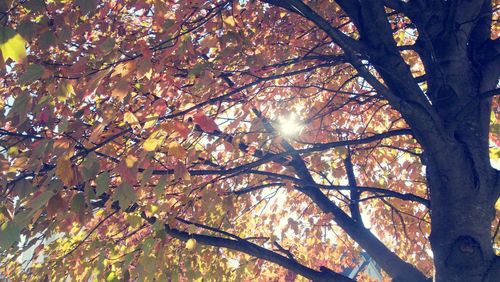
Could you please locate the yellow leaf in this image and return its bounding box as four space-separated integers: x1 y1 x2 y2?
143 137 161 151
143 114 158 129
185 238 196 250
124 111 139 125
143 130 165 151
125 154 138 168
150 204 158 214
56 156 74 186
167 141 186 159
57 80 75 102
223 16 236 27
187 224 197 234
0 27 27 63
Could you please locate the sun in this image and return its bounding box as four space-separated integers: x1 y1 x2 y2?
277 114 303 138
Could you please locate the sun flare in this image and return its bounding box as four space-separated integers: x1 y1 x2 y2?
278 114 303 137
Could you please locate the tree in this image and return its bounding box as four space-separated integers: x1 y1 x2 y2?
0 0 499 281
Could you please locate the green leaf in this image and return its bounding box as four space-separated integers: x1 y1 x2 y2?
38 31 56 49
82 152 100 181
113 183 137 209
30 190 53 211
99 37 115 55
154 175 167 195
86 182 96 200
140 168 153 187
141 237 155 254
17 21 35 41
126 214 142 228
189 62 209 77
0 27 27 62
71 193 86 213
12 209 33 229
18 64 44 84
0 221 21 251
96 171 110 196
14 179 33 199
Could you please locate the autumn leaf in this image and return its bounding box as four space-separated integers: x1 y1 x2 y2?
2 1 498 281
56 80 75 102
143 114 158 129
114 183 137 209
106 271 119 282
125 154 138 168
173 162 191 183
152 99 167 115
47 193 67 218
116 155 139 184
112 79 129 101
124 111 140 125
18 64 45 84
56 155 75 186
96 171 111 196
223 16 236 27
0 221 20 251
167 141 186 159
143 130 165 151
193 112 219 133
123 111 142 130
0 27 27 63
185 238 197 250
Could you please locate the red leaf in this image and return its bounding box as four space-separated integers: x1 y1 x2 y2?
115 155 138 184
47 193 67 218
139 40 152 59
152 99 167 115
193 112 219 133
173 121 190 138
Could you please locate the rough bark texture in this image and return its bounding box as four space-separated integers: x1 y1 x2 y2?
407 1 499 281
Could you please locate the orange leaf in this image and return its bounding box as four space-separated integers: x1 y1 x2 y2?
56 156 74 186
167 141 186 159
173 162 190 183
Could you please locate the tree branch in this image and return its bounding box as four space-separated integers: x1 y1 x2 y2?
252 109 428 281
136 215 354 281
345 148 362 223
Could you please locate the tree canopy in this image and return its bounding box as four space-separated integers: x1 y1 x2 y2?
0 0 499 281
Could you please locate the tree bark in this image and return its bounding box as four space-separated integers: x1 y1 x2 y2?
407 1 499 280
425 146 497 281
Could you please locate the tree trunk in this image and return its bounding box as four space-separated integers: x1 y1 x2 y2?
408 1 499 280
426 147 497 281
422 49 498 280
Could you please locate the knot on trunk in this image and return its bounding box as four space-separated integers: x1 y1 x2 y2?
445 235 484 269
